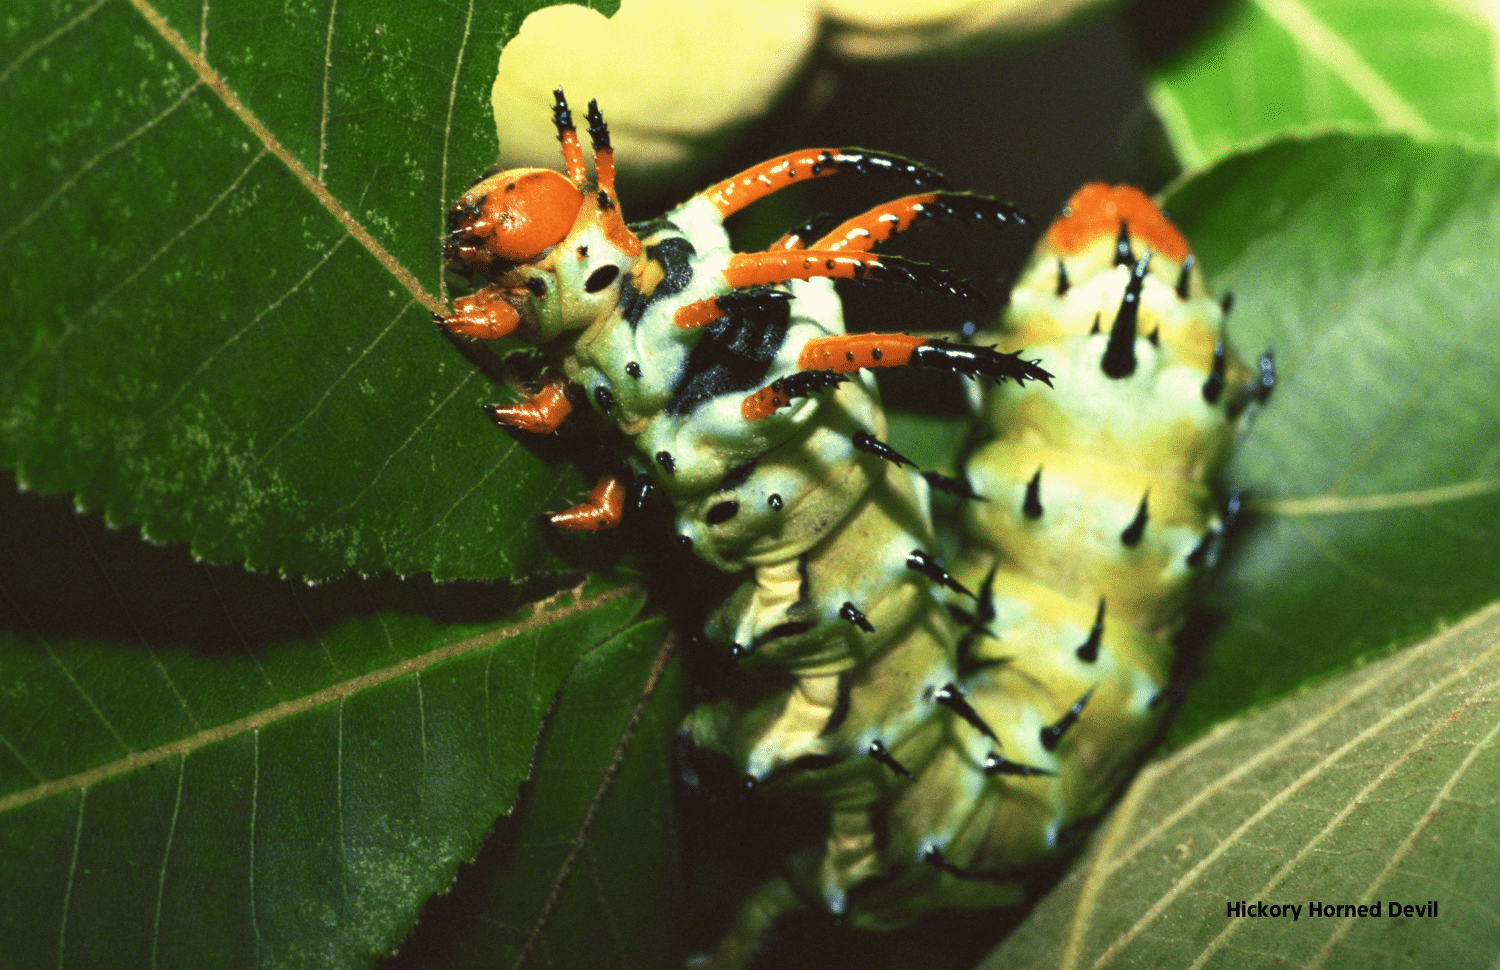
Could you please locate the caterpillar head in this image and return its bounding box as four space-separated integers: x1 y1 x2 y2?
440 90 642 343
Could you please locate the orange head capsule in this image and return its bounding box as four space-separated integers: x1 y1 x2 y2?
444 168 584 274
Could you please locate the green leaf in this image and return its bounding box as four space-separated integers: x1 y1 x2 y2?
981 600 1500 969
0 485 661 970
1 0 611 582
1162 131 1500 744
1148 0 1500 168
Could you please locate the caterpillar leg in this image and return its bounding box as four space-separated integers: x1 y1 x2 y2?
546 472 626 531
485 380 575 434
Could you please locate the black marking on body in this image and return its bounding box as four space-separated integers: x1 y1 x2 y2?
839 601 874 633
1202 339 1226 404
909 340 1054 386
1121 493 1149 547
656 450 675 474
625 360 642 378
820 670 856 737
706 500 739 525
867 740 914 780
1040 689 1093 752
617 234 697 326
1102 253 1149 378
852 431 916 468
1175 254 1195 298
719 459 757 491
1076 598 1105 663
983 752 1055 778
596 190 613 210
627 216 679 239
585 264 620 293
1056 259 1070 296
525 277 547 298
665 288 792 417
1220 291 1236 317
1186 527 1218 569
907 549 974 598
1023 467 1044 519
933 683 997 740
594 385 615 416
767 493 783 510
1089 313 1101 335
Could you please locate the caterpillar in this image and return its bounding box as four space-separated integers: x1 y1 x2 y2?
436 91 1268 967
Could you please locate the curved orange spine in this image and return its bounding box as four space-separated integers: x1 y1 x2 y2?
547 473 627 531
701 150 849 219
796 333 926 371
807 194 940 253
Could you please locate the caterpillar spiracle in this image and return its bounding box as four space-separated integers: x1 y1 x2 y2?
435 91 1268 966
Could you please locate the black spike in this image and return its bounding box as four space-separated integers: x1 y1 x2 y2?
908 340 1054 387
1202 339 1226 404
778 211 838 251
867 739 914 780
1175 253 1195 298
625 361 643 378
1040 688 1093 752
656 450 675 474
855 253 983 303
1089 313 1101 336
820 149 951 190
1185 528 1218 569
840 601 874 633
1147 326 1160 346
1056 259 1070 297
923 471 984 500
1114 220 1134 266
1102 253 1149 378
551 88 574 140
852 431 916 469
955 564 999 674
933 683 997 740
1022 467 1043 519
1076 598 1105 663
907 550 974 598
983 752 1055 777
584 99 611 153
766 370 848 405
1121 492 1149 547
1220 290 1236 317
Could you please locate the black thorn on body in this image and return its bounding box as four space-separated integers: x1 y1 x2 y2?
656 450 675 474
859 253 983 302
594 385 615 416
934 683 997 740
1102 253 1150 378
1121 492 1149 547
767 493 783 511
1040 688 1093 752
909 340 1054 387
1114 220 1134 266
956 564 1000 674
585 99 611 153
1202 339 1226 404
907 549 974 599
826 149 950 190
1175 254 1195 298
1089 313 1101 336
924 471 983 501
1056 259 1070 297
852 431 916 469
1023 467 1044 519
551 88 574 138
867 739 915 780
1220 291 1236 317
625 360 642 379
525 277 547 298
1076 598 1105 663
840 601 874 633
915 192 1032 229
984 752 1056 777
1148 326 1160 346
